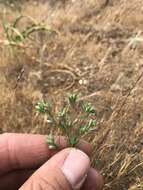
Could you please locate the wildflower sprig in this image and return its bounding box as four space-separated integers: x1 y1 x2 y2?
82 102 96 115
36 94 97 149
35 102 52 115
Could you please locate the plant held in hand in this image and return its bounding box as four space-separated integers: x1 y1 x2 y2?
35 94 97 149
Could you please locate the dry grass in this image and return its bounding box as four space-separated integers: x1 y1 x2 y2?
0 0 143 189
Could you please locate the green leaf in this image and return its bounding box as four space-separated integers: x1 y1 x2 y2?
79 120 96 135
88 119 96 128
46 135 58 149
58 107 67 117
82 103 96 115
35 102 46 114
35 102 52 114
68 94 78 105
68 136 79 147
79 125 88 135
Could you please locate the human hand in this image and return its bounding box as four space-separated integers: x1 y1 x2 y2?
0 133 103 190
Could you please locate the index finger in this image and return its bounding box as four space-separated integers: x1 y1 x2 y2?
0 133 92 175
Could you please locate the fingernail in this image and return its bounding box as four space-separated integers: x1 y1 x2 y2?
61 149 90 189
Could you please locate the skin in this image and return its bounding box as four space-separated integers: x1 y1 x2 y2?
0 133 103 190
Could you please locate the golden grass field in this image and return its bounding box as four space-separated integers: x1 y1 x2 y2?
0 0 143 189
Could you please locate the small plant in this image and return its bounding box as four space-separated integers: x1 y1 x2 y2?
2 15 56 46
35 94 97 149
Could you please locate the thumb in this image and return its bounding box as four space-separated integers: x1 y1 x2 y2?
19 148 90 190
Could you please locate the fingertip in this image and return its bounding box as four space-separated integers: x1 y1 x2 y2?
0 133 92 175
54 136 92 156
94 169 104 190
61 149 90 188
77 140 92 156
20 148 90 190
82 168 104 190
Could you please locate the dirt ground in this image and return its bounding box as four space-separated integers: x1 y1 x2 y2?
0 0 143 189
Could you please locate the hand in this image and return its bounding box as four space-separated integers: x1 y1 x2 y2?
0 133 103 190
